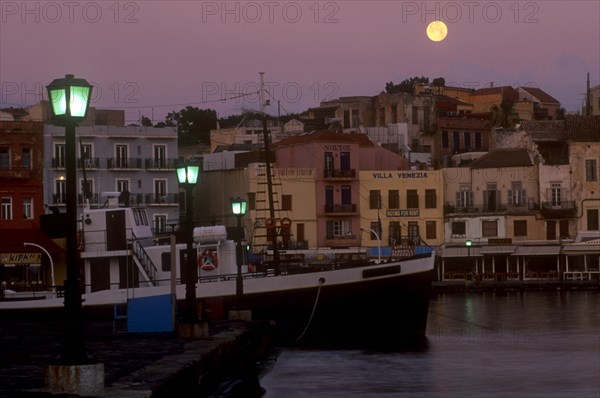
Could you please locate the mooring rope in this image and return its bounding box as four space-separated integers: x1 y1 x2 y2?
294 277 326 343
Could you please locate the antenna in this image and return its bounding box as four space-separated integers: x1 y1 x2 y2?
259 72 266 115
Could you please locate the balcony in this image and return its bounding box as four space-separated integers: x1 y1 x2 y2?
324 234 360 247
107 158 142 170
540 201 576 218
324 203 357 214
78 157 100 169
144 193 179 206
323 169 356 179
144 158 177 170
52 158 66 169
52 194 66 205
77 193 100 205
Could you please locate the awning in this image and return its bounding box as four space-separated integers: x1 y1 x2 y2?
562 239 600 254
514 245 562 256
480 245 515 255
0 228 65 256
440 246 482 257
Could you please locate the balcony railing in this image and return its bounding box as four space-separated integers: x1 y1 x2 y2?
144 193 179 205
52 158 66 169
540 201 577 218
78 157 100 169
52 194 66 205
144 158 177 170
78 193 100 205
107 158 142 169
324 234 360 247
324 169 356 179
324 203 357 213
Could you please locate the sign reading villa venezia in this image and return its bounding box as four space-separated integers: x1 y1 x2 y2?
373 172 429 179
1 253 42 265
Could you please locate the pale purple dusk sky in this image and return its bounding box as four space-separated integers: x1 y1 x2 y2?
1 1 598 124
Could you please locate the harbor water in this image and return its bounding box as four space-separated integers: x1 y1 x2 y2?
259 291 599 398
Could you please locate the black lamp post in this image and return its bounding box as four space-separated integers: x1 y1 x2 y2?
230 196 247 309
46 74 93 365
465 239 472 257
176 162 200 323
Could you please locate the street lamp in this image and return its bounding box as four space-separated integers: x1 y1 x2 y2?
360 227 381 264
230 197 247 309
46 74 92 365
465 239 472 257
176 162 200 325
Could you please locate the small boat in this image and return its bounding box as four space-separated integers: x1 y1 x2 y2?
1 198 434 349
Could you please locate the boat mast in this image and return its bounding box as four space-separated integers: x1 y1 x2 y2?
260 72 280 275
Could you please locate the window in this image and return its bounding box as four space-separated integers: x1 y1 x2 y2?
80 144 92 168
587 209 599 231
0 148 10 169
388 221 400 246
456 185 473 208
116 144 128 168
340 152 350 171
116 179 129 193
369 221 381 240
351 109 359 127
508 182 526 206
55 179 66 204
406 190 419 209
370 190 381 209
451 221 466 236
453 131 460 150
325 186 333 209
341 186 352 205
408 221 419 244
247 192 256 211
281 195 292 211
546 220 556 240
154 214 167 234
549 182 562 206
154 179 167 202
412 106 418 124
559 219 570 238
514 220 527 236
442 131 449 148
482 220 498 237
475 132 482 149
326 220 352 239
343 110 350 127
80 179 94 203
484 184 499 212
23 198 33 220
1 197 13 220
154 145 166 168
391 106 398 124
388 190 399 209
54 144 65 168
426 221 436 240
22 148 31 170
324 152 333 177
425 189 437 208
585 159 597 182
464 132 471 149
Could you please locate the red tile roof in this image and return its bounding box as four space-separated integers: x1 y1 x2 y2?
520 87 560 104
275 130 375 147
469 148 534 169
520 116 600 141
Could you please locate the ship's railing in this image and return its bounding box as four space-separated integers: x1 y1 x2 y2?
130 232 158 285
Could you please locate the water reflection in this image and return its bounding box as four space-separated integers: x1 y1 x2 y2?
261 291 599 398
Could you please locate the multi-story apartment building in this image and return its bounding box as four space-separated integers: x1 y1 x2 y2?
0 121 64 288
359 169 444 255
44 122 179 234
440 148 560 281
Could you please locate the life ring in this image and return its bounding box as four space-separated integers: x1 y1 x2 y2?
198 249 218 272
265 218 276 229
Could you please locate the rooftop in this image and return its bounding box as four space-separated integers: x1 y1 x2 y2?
469 148 534 169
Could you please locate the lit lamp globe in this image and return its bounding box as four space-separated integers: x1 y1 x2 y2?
176 163 200 185
231 197 248 216
46 74 93 124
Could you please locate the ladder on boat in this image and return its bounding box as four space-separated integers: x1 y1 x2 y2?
130 232 158 286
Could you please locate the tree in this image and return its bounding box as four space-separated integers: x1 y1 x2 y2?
140 115 153 127
385 76 430 94
431 77 445 88
164 106 218 146
488 99 518 128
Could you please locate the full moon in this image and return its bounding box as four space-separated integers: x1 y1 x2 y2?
426 20 448 42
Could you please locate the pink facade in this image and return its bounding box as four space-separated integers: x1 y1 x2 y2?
275 131 408 247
